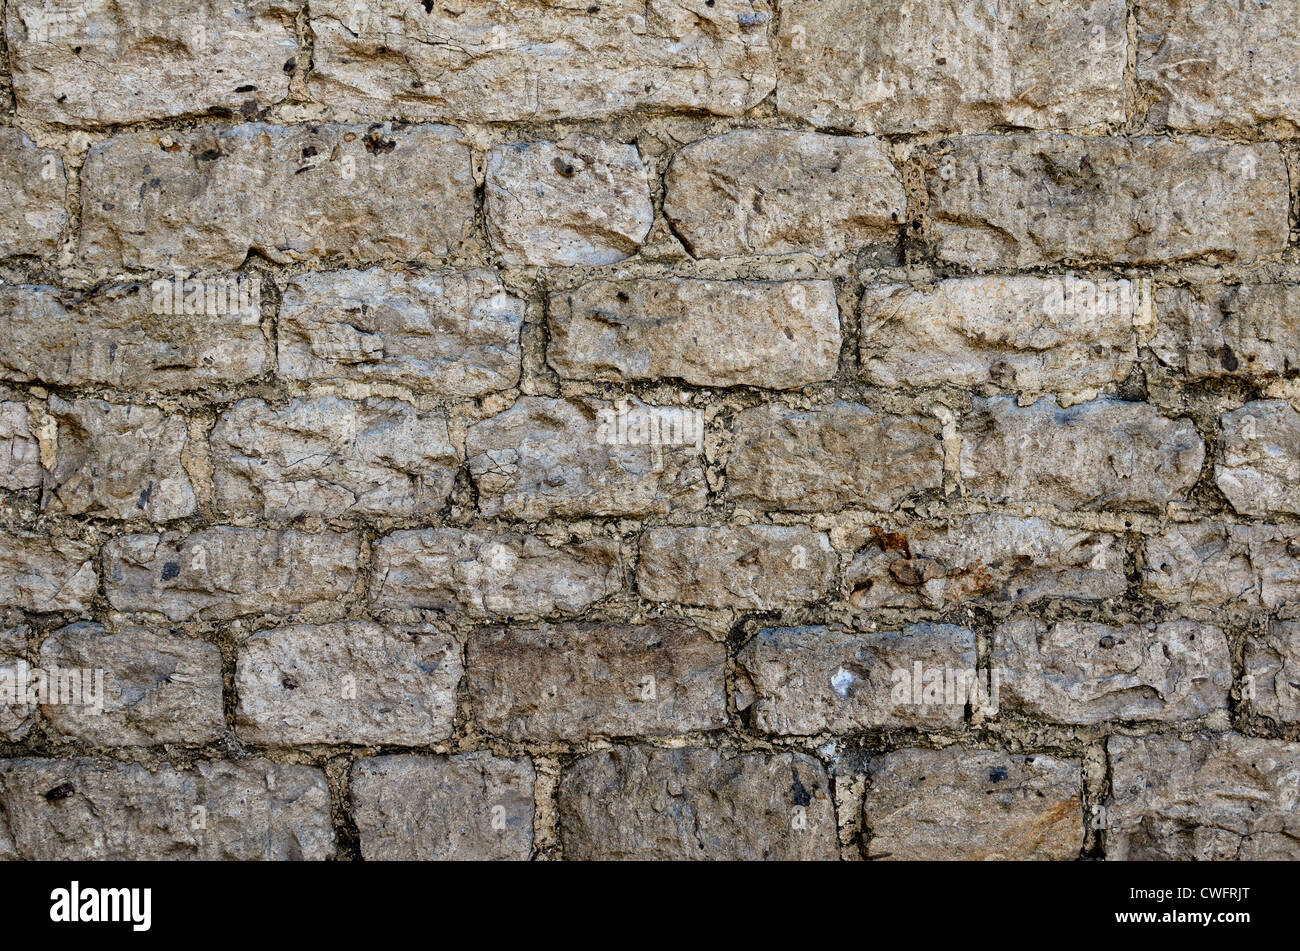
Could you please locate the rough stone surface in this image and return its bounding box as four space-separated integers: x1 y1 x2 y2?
0 283 267 392
0 128 65 259
1152 283 1300 381
864 748 1083 860
42 397 195 522
486 138 652 268
847 516 1127 610
1245 621 1300 724
959 397 1204 512
1142 522 1300 612
467 397 707 520
307 0 776 122
663 130 904 258
0 757 333 860
80 123 475 270
467 619 726 742
7 0 298 127
39 622 224 746
210 397 458 520
1138 0 1300 134
560 746 837 860
861 276 1145 397
1106 733 1300 860
993 619 1231 725
727 403 942 512
0 402 41 491
351 753 534 861
926 135 1289 269
638 525 836 610
737 624 977 734
1217 401 1300 517
103 528 360 622
0 534 98 614
236 621 460 746
369 529 623 619
547 279 840 389
277 268 522 397
775 0 1127 133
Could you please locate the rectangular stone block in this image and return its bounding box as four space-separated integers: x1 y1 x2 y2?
638 525 836 610
860 275 1145 397
1217 401 1300 518
992 619 1231 725
0 401 41 490
278 268 522 398
776 0 1125 134
43 397 196 522
80 123 475 270
847 516 1126 610
1152 283 1300 382
1106 733 1300 860
737 624 978 735
1245 621 1300 724
560 746 837 860
0 128 65 258
352 752 534 861
466 619 726 742
1142 521 1300 611
663 130 904 258
236 621 460 746
369 529 623 619
0 282 267 392
726 402 943 512
548 279 841 389
1138 0 1300 134
210 396 458 521
0 757 333 860
0 534 98 614
7 0 298 126
308 0 775 122
864 748 1082 860
486 137 653 267
104 528 360 622
959 396 1204 512
39 622 224 745
926 135 1289 269
467 397 707 520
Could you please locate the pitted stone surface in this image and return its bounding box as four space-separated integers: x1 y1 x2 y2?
352 752 535 861
307 0 776 122
0 757 334 860
211 397 458 520
277 268 522 397
663 130 904 258
548 279 841 389
80 123 475 270
775 0 1127 133
560 746 837 860
486 137 653 268
369 529 623 619
864 748 1083 860
1106 733 1300 860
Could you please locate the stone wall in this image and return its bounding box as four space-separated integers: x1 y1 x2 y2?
0 0 1298 860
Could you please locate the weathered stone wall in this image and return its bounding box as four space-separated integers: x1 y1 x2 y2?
0 0 1298 861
